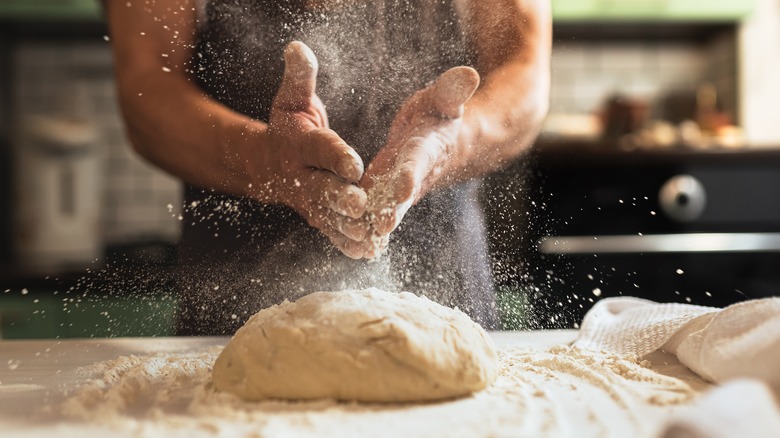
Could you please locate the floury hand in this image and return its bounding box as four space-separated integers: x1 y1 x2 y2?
353 67 481 258
245 41 369 258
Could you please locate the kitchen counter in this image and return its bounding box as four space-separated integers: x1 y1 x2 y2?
0 331 711 437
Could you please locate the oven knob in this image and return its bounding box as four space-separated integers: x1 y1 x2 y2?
659 175 706 222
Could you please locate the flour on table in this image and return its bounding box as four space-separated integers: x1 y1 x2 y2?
213 288 498 402
57 343 700 437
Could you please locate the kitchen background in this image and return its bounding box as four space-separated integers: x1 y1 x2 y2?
1 0 779 337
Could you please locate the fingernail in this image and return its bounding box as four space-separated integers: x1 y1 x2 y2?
339 151 364 182
342 186 367 218
284 41 317 69
343 240 365 259
338 216 368 241
372 213 388 235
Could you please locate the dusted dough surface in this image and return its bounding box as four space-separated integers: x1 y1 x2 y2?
212 288 498 402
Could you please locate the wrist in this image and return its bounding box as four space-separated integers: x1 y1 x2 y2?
442 111 482 180
219 116 274 201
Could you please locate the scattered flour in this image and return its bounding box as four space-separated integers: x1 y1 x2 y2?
56 344 699 437
361 172 405 256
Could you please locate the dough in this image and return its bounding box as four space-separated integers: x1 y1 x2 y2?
212 288 498 402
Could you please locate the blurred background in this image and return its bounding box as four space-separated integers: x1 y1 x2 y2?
1 0 779 337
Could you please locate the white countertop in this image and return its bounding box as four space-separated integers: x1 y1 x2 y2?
0 331 709 437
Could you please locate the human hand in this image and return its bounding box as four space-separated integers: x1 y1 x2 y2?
356 67 481 258
246 41 369 258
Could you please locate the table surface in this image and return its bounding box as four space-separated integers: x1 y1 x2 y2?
0 330 578 386
0 330 707 437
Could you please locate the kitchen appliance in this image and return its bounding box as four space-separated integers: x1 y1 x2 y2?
517 142 780 328
13 112 102 272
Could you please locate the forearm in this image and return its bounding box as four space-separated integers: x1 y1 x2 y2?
456 54 550 175
107 0 265 199
118 71 264 198
441 0 551 184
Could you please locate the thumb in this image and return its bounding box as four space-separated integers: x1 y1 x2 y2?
275 41 319 110
430 66 480 119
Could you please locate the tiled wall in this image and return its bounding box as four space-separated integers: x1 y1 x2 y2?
549 32 737 122
12 42 182 245
739 0 780 146
704 31 738 122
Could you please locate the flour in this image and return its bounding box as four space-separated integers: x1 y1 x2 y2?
57 343 700 437
362 170 414 256
61 349 221 423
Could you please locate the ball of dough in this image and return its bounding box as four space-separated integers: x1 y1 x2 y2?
212 288 498 402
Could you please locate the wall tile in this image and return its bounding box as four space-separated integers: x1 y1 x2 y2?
13 42 182 246
549 36 732 122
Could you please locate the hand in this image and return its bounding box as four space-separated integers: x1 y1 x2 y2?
245 41 369 258
357 67 481 258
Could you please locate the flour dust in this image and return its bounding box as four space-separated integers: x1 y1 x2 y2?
9 0 554 338
55 344 699 438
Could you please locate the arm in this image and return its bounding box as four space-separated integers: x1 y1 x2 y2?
106 0 369 257
358 0 551 257
106 0 255 196
454 0 552 179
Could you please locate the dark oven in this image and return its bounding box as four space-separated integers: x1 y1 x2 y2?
518 143 780 328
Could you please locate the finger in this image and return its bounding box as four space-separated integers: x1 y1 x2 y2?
364 139 432 235
344 238 368 259
330 215 369 242
373 208 397 236
394 137 438 202
370 181 413 235
304 170 368 240
305 198 367 242
373 195 415 235
361 173 398 234
300 129 364 183
360 152 396 191
430 66 480 119
275 41 318 110
327 184 368 219
319 171 367 218
308 211 365 256
372 172 417 235
362 233 389 259
323 225 365 259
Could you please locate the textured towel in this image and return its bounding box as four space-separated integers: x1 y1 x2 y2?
574 297 780 385
575 297 780 438
661 379 780 438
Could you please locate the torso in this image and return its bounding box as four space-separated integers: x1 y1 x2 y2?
176 0 498 334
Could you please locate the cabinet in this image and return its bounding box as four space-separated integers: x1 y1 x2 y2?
0 291 177 339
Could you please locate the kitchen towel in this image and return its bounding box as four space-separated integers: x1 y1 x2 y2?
660 379 780 438
575 297 780 437
574 296 780 386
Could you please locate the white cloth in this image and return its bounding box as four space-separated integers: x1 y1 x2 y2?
574 297 780 386
575 297 780 438
661 379 780 438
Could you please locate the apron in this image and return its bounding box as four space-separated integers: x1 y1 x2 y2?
175 0 499 334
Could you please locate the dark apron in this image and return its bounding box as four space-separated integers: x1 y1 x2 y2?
175 0 498 334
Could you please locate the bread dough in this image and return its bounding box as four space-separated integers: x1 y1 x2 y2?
212 288 498 402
